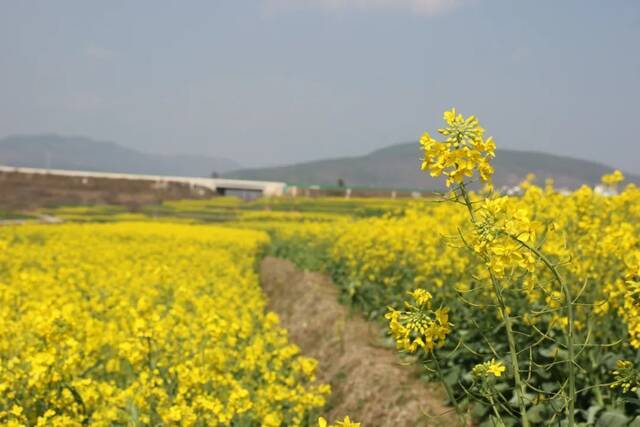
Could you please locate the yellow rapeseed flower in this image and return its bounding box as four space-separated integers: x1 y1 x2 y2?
420 108 495 187
473 359 506 379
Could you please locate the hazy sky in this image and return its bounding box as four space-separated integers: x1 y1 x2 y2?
1 0 639 170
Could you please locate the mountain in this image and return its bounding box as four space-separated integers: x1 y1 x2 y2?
0 135 240 177
226 142 638 190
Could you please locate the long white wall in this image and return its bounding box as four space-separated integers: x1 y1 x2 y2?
0 166 287 197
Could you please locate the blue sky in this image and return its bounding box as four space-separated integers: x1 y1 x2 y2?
1 0 639 170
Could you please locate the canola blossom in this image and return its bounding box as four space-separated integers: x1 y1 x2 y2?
602 169 625 187
0 223 329 426
385 289 450 353
611 360 640 394
472 359 507 379
420 108 495 187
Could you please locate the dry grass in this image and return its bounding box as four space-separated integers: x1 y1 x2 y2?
260 257 456 426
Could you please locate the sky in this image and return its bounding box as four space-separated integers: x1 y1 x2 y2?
0 0 639 170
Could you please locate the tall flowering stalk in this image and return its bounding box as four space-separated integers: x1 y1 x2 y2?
412 108 580 426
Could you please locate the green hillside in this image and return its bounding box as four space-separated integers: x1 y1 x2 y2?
226 142 637 190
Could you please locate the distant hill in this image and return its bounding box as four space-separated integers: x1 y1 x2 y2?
226 142 638 190
0 135 240 177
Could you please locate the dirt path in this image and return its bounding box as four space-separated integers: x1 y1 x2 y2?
260 257 455 426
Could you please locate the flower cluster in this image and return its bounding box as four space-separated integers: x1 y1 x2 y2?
621 251 640 348
611 360 640 394
385 289 450 353
601 169 625 187
420 108 496 187
471 196 541 277
472 359 507 379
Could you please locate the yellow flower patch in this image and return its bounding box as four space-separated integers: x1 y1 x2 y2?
0 223 328 425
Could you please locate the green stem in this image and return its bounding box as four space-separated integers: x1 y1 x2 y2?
486 384 506 427
459 185 477 223
459 185 530 427
508 236 576 426
433 352 467 427
489 271 530 427
588 342 605 407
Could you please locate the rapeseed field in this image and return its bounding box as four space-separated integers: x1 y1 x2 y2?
0 223 328 426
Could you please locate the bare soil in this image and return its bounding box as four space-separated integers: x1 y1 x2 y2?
0 170 215 210
260 257 455 426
